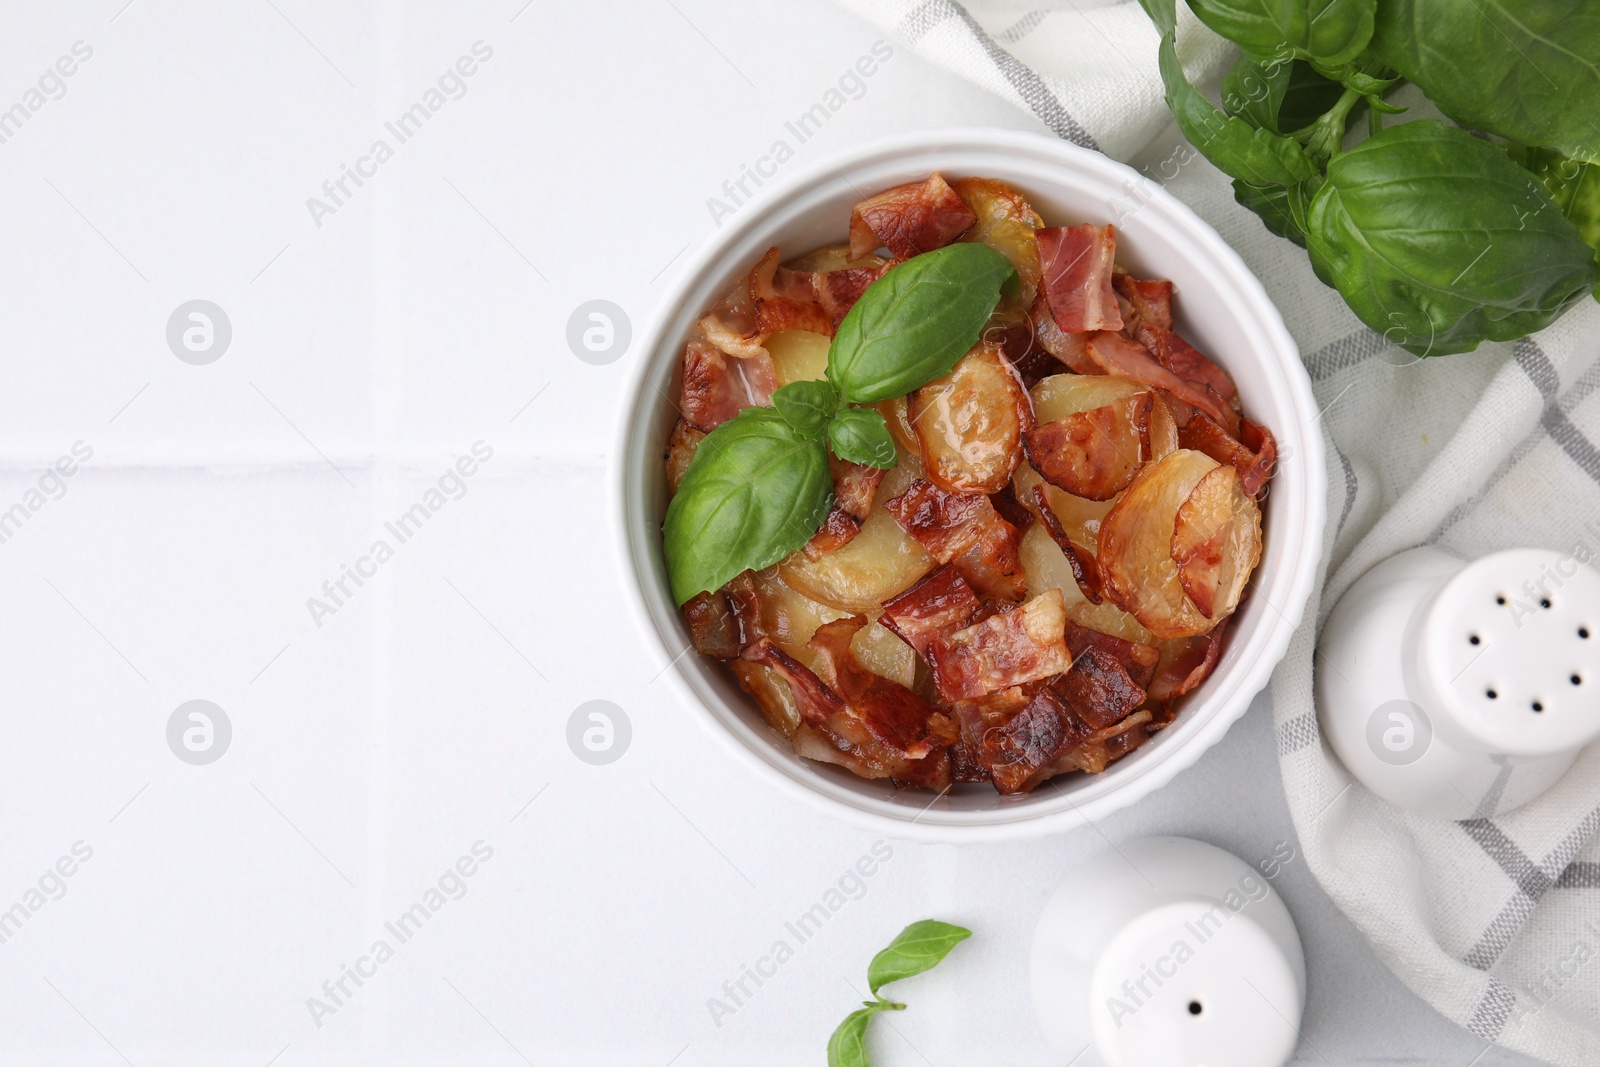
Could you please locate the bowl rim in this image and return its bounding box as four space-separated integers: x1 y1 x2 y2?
610 127 1326 843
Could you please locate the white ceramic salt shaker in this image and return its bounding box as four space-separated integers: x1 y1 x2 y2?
1031 837 1307 1067
1317 546 1600 821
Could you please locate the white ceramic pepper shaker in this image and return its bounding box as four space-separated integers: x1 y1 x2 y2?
1317 546 1600 820
1031 837 1306 1067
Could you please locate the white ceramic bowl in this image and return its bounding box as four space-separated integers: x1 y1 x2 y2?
612 128 1325 842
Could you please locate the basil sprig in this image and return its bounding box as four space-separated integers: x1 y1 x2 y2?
1137 0 1600 356
827 921 971 1067
662 408 831 605
664 244 1016 605
830 243 1017 403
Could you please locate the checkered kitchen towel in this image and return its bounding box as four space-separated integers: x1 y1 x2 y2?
835 1 1600 1062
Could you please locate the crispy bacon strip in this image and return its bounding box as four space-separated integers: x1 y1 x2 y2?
885 479 1026 600
848 173 977 260
1113 273 1174 333
879 565 986 659
805 457 887 559
1136 325 1238 405
740 638 845 725
1081 331 1234 429
780 262 890 329
1029 294 1098 374
1054 646 1147 731
1024 393 1152 501
980 687 1094 794
680 334 776 432
1147 620 1230 703
1030 484 1103 604
1037 224 1123 334
808 617 944 757
1064 620 1159 690
1178 412 1278 497
927 588 1072 702
664 418 705 494
682 590 741 660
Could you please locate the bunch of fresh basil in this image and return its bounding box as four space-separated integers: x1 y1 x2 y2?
1139 0 1600 356
664 243 1016 605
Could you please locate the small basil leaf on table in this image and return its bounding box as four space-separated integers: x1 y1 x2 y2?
829 243 1017 404
1304 121 1600 357
827 407 898 469
1154 33 1319 188
1189 0 1376 70
1370 0 1600 165
662 407 832 605
771 379 840 438
826 1006 879 1067
867 920 972 996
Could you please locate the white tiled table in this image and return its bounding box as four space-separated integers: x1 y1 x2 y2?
0 2 1547 1063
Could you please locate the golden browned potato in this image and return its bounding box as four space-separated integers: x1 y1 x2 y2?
1097 449 1223 638
910 342 1032 494
1171 464 1262 619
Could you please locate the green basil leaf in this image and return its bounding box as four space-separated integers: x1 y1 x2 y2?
826 1007 878 1067
867 920 972 996
1233 179 1310 246
1188 0 1375 69
1282 61 1365 131
1221 55 1292 131
1304 121 1600 356
1511 145 1600 256
1137 0 1176 35
827 407 898 469
1370 0 1600 165
662 407 831 604
771 379 839 438
829 244 1016 404
1154 33 1319 187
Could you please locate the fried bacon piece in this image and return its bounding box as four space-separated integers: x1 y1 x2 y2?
989 483 1034 534
1029 294 1097 374
879 565 986 659
1135 325 1238 406
927 588 1072 702
1146 620 1229 703
885 479 1026 601
981 687 1090 794
1051 709 1155 775
808 616 945 757
848 173 977 260
1064 620 1159 690
805 457 887 559
1055 646 1147 730
1037 224 1123 334
682 590 742 660
1031 484 1103 604
1178 412 1278 497
664 418 705 494
783 263 889 328
1080 331 1235 430
740 639 845 725
1112 273 1174 333
1024 392 1152 501
680 333 776 432
744 630 954 786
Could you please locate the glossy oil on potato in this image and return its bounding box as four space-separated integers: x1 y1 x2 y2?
909 342 1032 494
1097 448 1221 639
